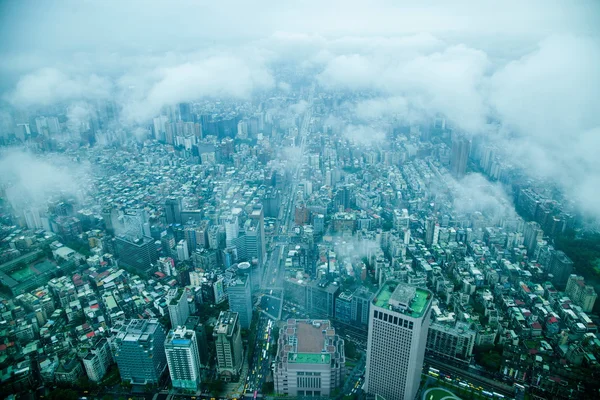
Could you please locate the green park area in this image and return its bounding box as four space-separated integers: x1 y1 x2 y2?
423 387 462 400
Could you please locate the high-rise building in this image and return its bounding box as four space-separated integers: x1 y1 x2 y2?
82 338 113 382
249 204 266 265
168 288 190 329
450 135 471 178
114 235 158 275
114 319 167 385
176 239 189 261
185 316 210 367
365 282 433 400
244 218 265 266
214 311 243 381
165 197 183 225
548 250 574 287
273 319 345 397
566 274 598 313
227 274 252 329
165 327 202 391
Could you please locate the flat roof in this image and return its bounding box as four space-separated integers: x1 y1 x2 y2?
374 282 431 318
295 320 330 353
288 352 331 364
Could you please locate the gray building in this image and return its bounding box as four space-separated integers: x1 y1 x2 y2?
82 338 113 382
365 282 433 400
426 322 476 366
273 319 345 397
214 311 243 381
168 288 189 329
114 235 158 275
227 274 252 329
185 316 210 367
114 319 167 385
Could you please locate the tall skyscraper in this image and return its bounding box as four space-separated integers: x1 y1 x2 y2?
249 204 266 265
165 327 202 391
227 274 252 329
365 282 433 400
450 135 471 178
214 311 243 381
185 316 210 367
114 319 167 385
165 197 183 225
168 288 190 329
273 319 345 397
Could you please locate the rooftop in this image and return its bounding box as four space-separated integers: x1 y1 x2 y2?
288 352 331 364
374 282 431 318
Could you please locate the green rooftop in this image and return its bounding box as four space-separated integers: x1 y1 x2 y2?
288 352 331 364
373 282 431 318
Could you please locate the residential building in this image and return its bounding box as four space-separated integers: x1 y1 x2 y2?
82 338 113 382
426 322 476 365
168 288 189 329
165 327 202 391
566 274 598 313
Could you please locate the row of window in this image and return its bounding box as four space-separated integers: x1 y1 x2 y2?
297 372 322 376
297 390 321 396
374 310 414 330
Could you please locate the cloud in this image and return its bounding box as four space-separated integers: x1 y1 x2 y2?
0 148 91 212
120 54 274 122
489 34 600 218
451 173 517 221
5 68 112 108
343 125 386 146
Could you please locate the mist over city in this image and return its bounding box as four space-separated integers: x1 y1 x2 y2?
0 1 599 400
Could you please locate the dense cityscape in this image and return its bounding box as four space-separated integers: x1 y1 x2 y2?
0 2 599 400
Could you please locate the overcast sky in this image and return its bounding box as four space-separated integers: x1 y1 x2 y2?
1 0 600 217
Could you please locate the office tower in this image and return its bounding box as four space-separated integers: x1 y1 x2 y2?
566 275 598 312
426 322 476 366
313 214 325 235
424 216 437 247
450 135 471 178
114 319 167 385
114 235 158 275
185 316 210 367
227 274 252 329
179 103 192 122
165 327 202 391
244 218 265 266
224 214 239 245
548 250 574 287
214 311 243 381
249 204 266 265
365 282 433 400
273 319 345 397
165 197 183 225
82 338 113 382
351 286 375 326
168 288 189 329
176 239 190 261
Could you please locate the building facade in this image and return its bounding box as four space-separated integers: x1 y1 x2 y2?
168 288 189 329
227 274 252 329
165 327 202 391
214 311 243 381
426 322 475 365
82 338 113 382
273 319 345 397
114 319 167 385
365 282 433 400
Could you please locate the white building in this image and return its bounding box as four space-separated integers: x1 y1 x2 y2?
365 282 433 400
82 338 113 382
273 319 345 397
165 327 202 391
167 288 189 329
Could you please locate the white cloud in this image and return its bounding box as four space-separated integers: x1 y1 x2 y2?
121 55 274 122
5 68 112 108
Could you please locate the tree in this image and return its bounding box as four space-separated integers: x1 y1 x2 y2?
345 340 357 360
48 389 78 400
207 379 225 395
262 381 274 394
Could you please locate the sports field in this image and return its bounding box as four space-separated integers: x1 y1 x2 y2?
9 260 57 282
